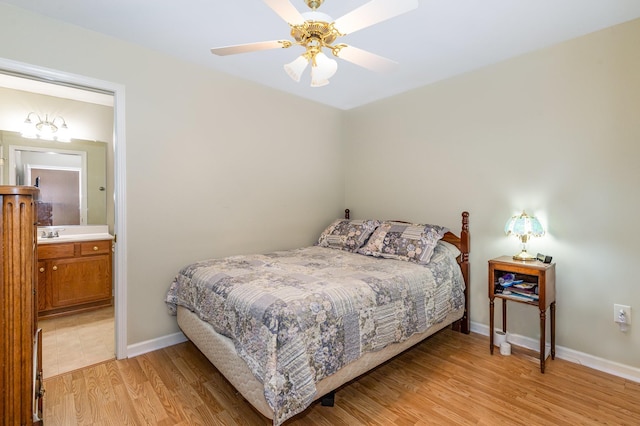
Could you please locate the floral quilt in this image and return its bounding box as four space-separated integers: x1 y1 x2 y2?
166 242 464 424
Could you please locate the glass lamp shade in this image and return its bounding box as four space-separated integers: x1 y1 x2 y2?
311 52 337 84
504 211 545 261
284 55 309 82
21 116 37 139
301 11 333 23
310 78 329 87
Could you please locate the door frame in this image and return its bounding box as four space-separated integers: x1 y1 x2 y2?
0 57 128 359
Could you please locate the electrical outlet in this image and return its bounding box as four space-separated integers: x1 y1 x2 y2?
614 304 631 324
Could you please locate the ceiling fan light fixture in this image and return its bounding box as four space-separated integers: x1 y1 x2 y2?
284 55 309 82
212 0 420 87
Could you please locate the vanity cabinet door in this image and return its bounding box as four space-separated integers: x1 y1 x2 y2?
50 254 112 308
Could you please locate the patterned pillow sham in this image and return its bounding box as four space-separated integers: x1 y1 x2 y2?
317 219 381 252
357 221 449 264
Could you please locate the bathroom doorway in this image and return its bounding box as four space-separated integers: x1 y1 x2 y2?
0 58 127 368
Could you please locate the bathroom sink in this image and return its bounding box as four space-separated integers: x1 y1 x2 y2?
37 225 114 244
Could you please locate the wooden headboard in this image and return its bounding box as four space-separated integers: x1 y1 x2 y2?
344 209 470 334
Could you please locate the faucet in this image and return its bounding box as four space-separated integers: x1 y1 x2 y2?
40 228 65 238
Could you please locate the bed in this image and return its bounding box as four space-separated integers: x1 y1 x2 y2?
166 210 470 425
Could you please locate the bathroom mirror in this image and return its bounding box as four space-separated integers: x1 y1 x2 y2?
1 130 108 226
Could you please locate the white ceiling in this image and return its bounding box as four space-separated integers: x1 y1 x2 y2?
2 0 640 110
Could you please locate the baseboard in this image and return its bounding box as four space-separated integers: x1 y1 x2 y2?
127 331 187 358
471 321 640 383
129 324 640 384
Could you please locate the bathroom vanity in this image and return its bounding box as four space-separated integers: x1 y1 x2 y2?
37 226 114 319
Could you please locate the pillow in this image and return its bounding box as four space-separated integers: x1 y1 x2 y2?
317 219 381 252
357 221 449 264
438 240 461 258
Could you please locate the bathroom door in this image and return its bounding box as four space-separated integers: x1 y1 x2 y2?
29 167 81 225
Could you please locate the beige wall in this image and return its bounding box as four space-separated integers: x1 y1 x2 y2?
1 2 637 371
0 3 345 345
344 19 640 368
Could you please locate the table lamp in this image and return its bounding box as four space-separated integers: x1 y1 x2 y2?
504 211 545 261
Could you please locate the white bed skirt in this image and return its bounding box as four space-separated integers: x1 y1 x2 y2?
177 305 464 421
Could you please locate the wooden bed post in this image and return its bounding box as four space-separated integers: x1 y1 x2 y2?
344 209 350 219
452 211 470 334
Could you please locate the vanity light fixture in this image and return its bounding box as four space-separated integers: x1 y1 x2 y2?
21 112 71 142
504 210 545 261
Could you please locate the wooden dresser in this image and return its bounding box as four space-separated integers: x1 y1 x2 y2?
0 186 44 425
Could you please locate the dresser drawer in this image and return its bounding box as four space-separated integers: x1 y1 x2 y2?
80 240 112 256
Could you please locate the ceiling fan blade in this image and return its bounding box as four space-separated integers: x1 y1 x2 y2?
334 0 418 35
211 40 289 56
263 0 305 25
335 45 398 73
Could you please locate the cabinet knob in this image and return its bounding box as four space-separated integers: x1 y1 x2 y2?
93 246 99 251
52 266 58 271
39 267 45 273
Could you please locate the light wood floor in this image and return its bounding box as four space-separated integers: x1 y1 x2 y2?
39 306 115 379
43 328 640 425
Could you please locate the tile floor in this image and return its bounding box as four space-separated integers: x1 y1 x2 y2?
39 306 115 379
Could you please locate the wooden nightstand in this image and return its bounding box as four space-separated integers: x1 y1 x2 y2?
488 256 556 373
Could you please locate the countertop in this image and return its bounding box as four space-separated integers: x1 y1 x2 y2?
37 225 114 245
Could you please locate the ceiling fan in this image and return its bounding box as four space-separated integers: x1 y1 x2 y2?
210 0 419 87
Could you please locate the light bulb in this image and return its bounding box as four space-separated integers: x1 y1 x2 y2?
38 122 56 140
